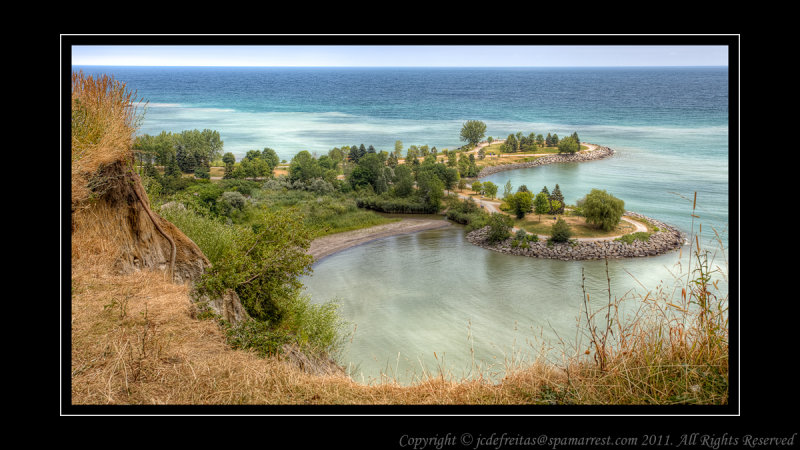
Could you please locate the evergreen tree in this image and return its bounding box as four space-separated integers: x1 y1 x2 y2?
165 154 181 177
540 186 551 213
550 184 565 214
506 133 518 153
222 152 236 179
348 145 360 163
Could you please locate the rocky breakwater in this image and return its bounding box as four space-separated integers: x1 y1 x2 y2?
477 145 615 178
466 212 686 261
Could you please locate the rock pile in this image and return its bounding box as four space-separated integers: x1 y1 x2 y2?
466 212 686 261
477 146 615 178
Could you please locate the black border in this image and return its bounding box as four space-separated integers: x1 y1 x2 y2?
62 35 740 424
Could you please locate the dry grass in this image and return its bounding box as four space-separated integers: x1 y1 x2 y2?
71 71 145 210
69 239 727 406
69 259 534 405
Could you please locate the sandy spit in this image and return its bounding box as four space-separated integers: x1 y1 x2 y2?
308 218 452 262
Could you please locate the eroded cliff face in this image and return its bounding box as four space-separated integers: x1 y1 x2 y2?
74 160 209 284
71 71 248 325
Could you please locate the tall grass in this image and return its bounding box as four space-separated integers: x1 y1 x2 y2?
71 71 146 209
539 193 729 404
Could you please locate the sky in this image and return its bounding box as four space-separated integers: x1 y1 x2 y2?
70 45 729 67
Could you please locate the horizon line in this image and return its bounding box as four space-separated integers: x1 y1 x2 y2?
72 64 729 68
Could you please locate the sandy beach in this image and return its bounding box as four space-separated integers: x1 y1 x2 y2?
308 218 452 262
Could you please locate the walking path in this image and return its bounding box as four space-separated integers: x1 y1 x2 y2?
455 191 647 242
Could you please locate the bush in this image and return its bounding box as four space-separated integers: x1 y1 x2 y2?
487 213 513 243
219 191 247 216
218 179 260 196
224 318 292 357
194 166 210 179
616 232 651 244
550 218 572 243
355 194 437 214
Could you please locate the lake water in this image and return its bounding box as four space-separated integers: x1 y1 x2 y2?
74 65 731 384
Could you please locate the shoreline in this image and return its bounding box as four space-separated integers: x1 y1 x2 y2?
308 218 452 262
476 143 615 178
466 212 686 261
308 142 684 262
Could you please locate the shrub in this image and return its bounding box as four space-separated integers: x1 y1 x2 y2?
194 166 210 179
356 194 437 214
487 213 513 243
616 232 651 244
218 179 260 196
219 191 246 216
550 218 572 243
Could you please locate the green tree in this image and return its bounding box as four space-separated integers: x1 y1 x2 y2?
550 184 565 214
583 189 625 231
472 180 484 194
416 170 444 211
459 120 487 147
222 152 236 179
534 192 550 222
289 151 323 182
328 147 345 166
262 148 280 171
482 181 498 199
505 133 518 153
447 151 457 167
486 212 513 243
503 180 513 199
406 146 419 162
194 165 210 179
200 209 314 322
508 191 533 219
348 145 360 163
394 140 404 158
558 136 579 154
550 218 572 243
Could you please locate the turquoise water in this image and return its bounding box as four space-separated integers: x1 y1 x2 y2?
74 65 730 384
